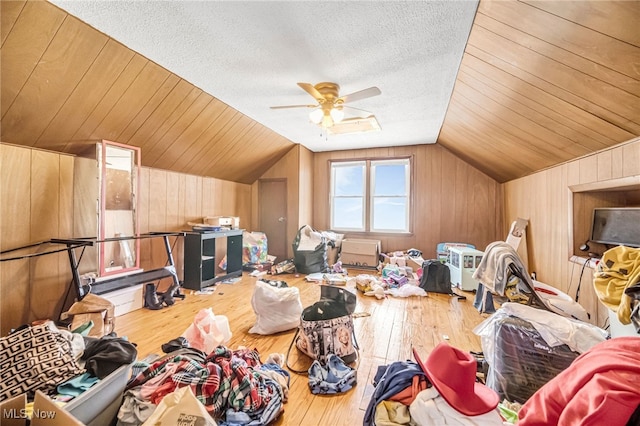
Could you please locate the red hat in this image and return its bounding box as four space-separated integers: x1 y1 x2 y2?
413 343 499 416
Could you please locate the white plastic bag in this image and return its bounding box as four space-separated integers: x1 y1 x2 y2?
182 308 232 353
142 386 217 426
386 284 427 298
249 280 302 335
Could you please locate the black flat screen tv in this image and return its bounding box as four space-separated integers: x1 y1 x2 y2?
590 207 640 248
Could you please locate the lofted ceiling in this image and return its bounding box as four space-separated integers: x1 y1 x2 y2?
1 1 639 184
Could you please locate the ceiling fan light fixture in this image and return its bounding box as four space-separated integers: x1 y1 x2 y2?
321 114 334 128
309 108 324 124
330 107 344 123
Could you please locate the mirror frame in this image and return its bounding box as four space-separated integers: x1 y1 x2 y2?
98 140 141 276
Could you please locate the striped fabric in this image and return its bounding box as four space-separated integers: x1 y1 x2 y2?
126 346 287 423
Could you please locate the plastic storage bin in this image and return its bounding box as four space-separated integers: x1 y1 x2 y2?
65 364 131 426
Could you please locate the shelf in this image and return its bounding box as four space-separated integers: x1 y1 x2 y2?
183 229 243 290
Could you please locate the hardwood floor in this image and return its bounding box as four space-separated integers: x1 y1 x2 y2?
115 270 487 425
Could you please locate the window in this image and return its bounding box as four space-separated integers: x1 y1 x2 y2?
330 158 410 233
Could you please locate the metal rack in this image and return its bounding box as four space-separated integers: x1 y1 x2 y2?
0 232 185 302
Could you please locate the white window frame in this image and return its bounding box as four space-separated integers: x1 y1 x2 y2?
330 157 411 233
330 161 366 232
370 158 410 233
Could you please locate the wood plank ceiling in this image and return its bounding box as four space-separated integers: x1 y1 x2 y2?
439 1 639 182
1 1 639 184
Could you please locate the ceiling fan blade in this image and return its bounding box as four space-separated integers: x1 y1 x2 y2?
297 82 325 102
339 86 381 104
270 104 317 109
342 105 373 115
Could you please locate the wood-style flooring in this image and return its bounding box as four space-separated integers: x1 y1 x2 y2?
115 270 487 425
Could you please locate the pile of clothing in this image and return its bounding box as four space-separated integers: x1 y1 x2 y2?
119 346 289 426
0 320 136 401
364 342 502 425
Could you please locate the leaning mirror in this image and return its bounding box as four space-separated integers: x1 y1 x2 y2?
98 140 140 276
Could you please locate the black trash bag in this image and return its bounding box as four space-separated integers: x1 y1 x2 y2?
419 259 454 294
292 225 329 274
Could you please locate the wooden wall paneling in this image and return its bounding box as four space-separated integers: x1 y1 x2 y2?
236 183 252 232
183 174 200 224
212 125 268 180
165 172 181 230
425 145 442 256
201 177 214 216
72 156 99 275
0 1 66 118
212 178 224 216
457 68 609 152
443 100 549 169
148 169 168 269
438 148 460 242
219 180 236 217
58 154 75 310
463 44 640 137
596 150 613 182
521 0 640 49
451 86 583 160
3 16 108 144
438 126 522 183
459 53 635 143
131 82 202 153
567 160 580 187
69 55 149 143
154 171 181 291
88 62 171 141
453 152 469 242
156 102 232 171
468 25 640 132
478 1 640 88
38 40 135 150
298 145 314 227
116 74 181 143
0 1 26 45
578 155 599 185
1 144 31 335
29 150 62 321
203 119 259 177
195 176 204 220
234 134 294 184
610 145 625 180
142 93 213 166
197 112 255 166
138 167 151 270
622 143 640 176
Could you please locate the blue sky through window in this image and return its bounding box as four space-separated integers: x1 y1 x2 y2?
331 159 409 232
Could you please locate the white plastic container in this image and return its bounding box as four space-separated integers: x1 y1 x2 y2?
447 247 484 291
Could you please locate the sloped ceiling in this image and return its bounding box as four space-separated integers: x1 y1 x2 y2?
1 1 639 184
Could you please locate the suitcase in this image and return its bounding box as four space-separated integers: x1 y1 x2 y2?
486 315 578 403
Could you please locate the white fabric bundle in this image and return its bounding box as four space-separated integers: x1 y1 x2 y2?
249 281 303 335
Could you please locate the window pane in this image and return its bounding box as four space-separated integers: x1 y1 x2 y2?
333 197 363 229
372 197 407 230
334 165 364 196
374 164 406 196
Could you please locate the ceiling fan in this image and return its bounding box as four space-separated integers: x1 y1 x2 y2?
270 82 381 128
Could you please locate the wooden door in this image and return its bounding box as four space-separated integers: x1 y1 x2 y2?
258 179 288 262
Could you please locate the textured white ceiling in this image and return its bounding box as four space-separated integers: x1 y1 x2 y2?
51 1 478 153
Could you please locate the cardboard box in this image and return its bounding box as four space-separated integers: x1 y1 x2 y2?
340 238 381 267
204 215 240 229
